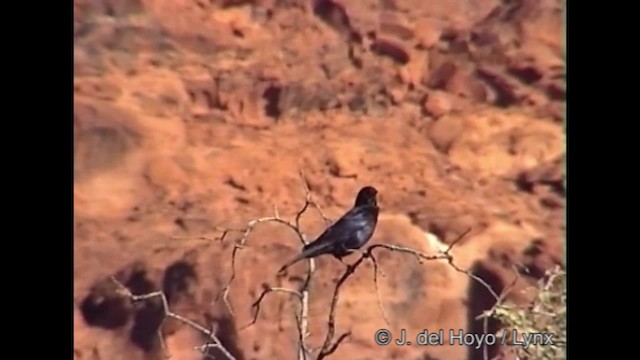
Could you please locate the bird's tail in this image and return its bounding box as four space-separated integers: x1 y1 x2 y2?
278 241 333 273
277 253 307 273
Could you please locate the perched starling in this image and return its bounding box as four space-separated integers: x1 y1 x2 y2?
278 186 379 272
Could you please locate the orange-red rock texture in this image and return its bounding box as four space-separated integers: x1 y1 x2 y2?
74 0 565 359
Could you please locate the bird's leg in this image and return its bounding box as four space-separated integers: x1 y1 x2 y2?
333 253 351 271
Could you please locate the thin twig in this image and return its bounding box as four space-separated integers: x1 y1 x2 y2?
242 286 303 330
369 253 391 326
316 259 363 360
110 277 237 360
299 258 314 360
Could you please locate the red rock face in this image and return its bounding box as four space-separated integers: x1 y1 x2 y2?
74 0 565 359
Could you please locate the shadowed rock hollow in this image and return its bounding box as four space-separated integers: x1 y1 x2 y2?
74 0 565 359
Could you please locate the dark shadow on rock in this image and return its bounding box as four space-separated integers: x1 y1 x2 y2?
201 314 246 360
127 267 163 352
466 261 504 360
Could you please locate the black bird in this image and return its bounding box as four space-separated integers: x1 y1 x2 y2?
278 186 380 273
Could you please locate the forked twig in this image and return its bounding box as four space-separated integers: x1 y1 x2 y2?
110 277 237 360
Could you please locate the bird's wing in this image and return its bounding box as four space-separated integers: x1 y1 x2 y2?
301 206 370 255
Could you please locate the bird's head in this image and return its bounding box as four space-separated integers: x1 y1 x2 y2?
354 186 378 207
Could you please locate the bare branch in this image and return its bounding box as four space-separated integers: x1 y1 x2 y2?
294 312 311 360
110 277 237 360
297 170 332 226
298 261 314 360
241 286 303 330
444 227 473 254
172 225 247 244
316 259 363 360
319 332 351 358
369 253 391 326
